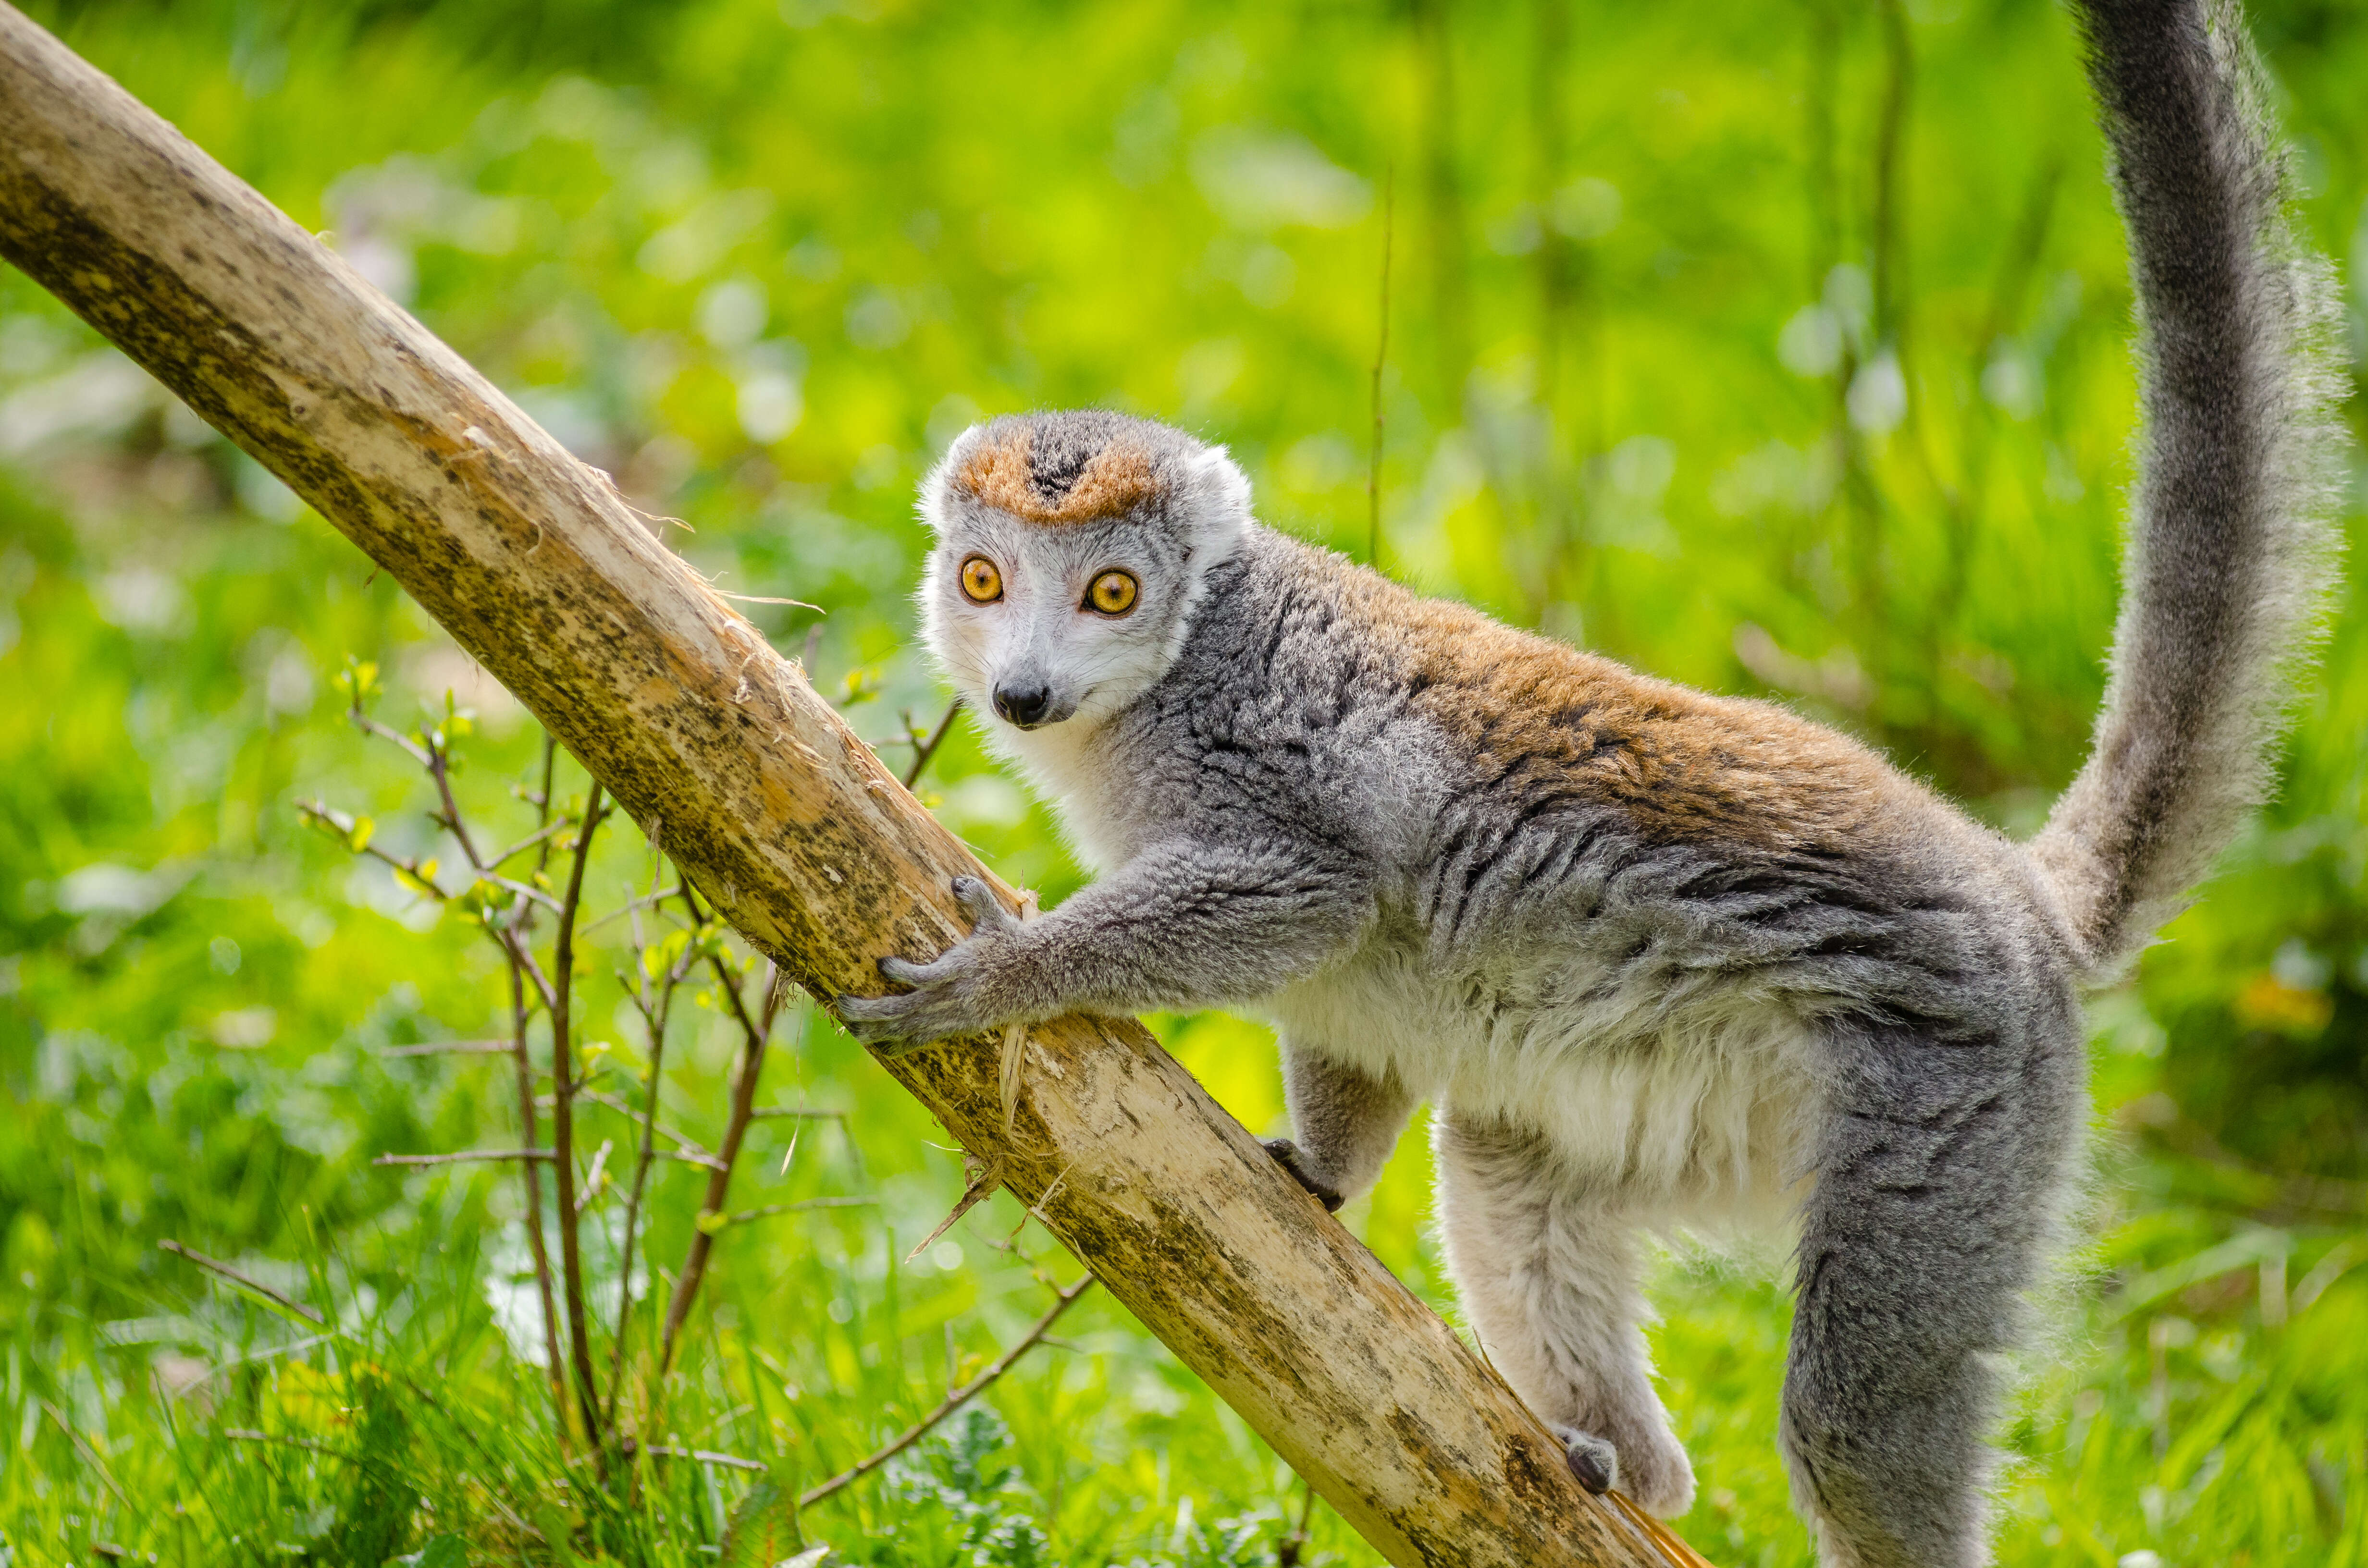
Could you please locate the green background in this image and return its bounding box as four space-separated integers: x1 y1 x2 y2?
1 0 2364 1563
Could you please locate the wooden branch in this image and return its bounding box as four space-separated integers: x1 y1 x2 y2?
0 12 1694 1564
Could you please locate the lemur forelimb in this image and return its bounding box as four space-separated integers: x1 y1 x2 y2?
838 3 2346 1562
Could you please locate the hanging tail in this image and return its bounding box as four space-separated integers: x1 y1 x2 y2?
2031 0 2348 982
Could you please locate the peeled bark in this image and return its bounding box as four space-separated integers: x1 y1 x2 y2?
0 9 1707 1565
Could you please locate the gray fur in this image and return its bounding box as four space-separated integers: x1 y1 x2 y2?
837 4 2345 1562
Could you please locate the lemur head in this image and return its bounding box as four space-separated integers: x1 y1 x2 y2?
916 410 1252 733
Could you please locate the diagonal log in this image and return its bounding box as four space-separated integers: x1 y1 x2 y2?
0 9 1704 1565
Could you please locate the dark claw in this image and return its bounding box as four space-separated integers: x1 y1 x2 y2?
951 875 1003 928
1263 1138 1345 1213
1555 1427 1618 1495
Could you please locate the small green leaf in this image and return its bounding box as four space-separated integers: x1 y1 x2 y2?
347 817 375 853
717 1469 803 1567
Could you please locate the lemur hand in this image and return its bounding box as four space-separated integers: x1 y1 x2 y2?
837 876 1027 1054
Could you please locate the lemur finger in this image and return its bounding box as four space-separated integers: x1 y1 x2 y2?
834 990 911 1025
950 875 1016 932
877 954 935 986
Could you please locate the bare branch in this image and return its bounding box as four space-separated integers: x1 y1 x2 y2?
345 705 430 768
371 1149 556 1166
577 1139 614 1217
500 939 569 1442
377 1039 511 1058
570 1088 718 1165
44 1403 130 1510
800 1273 1095 1509
656 933 773 1375
486 817 573 870
607 849 699 1422
548 781 610 1446
900 698 963 791
582 883 684 935
709 1196 876 1229
158 1239 325 1325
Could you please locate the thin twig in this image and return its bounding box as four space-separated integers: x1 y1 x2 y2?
297 799 563 913
577 1139 614 1216
900 698 963 791
345 705 430 768
485 818 572 870
418 720 487 873
573 1088 720 1165
44 1403 130 1508
497 905 569 1444
582 883 683 935
750 1106 846 1122
158 1240 326 1325
657 929 775 1375
1277 1475 1320 1567
606 858 699 1422
549 782 610 1446
529 735 560 857
378 1040 511 1058
799 1273 1095 1508
710 1196 877 1228
371 1149 557 1166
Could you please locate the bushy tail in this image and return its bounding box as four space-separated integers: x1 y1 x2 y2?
2032 0 2349 981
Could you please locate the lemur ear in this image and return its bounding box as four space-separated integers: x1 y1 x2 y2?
916 423 988 537
1181 444 1253 560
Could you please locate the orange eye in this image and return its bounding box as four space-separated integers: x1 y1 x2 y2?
1086 570 1138 616
959 556 1002 603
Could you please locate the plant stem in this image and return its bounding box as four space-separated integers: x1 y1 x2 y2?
606 892 692 1424
799 1273 1095 1508
157 1239 324 1325
656 930 771 1375
549 780 610 1447
505 949 569 1443
900 698 963 791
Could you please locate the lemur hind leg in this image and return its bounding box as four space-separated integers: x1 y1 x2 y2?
1783 1014 2083 1568
1264 1042 1414 1211
1434 1111 1695 1517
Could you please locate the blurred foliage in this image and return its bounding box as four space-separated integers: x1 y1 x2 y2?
1 0 2365 1563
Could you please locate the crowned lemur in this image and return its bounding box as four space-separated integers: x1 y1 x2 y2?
838 0 2346 1561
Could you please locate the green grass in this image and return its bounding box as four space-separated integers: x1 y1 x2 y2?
3 0 2366 1562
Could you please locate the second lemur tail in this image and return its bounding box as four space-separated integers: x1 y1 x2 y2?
2031 0 2348 982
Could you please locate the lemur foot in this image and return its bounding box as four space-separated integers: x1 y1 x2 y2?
1549 1422 1696 1517
1262 1138 1344 1212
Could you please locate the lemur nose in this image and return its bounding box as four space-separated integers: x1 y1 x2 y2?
994 681 1054 727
